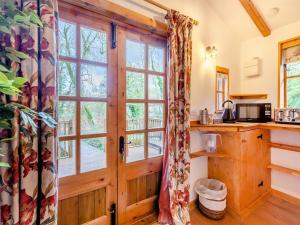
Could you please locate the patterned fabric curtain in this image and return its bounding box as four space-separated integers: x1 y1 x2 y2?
0 1 58 224
158 10 193 225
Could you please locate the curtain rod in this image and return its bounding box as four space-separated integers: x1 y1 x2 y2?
143 0 199 25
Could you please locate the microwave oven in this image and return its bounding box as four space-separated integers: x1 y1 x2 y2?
235 103 272 123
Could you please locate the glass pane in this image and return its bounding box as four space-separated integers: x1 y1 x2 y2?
148 131 163 158
58 61 76 96
148 46 164 72
126 40 145 69
217 76 223 92
80 27 107 63
126 71 145 99
148 75 164 100
224 78 229 100
81 102 106 134
148 103 164 129
80 137 106 173
287 77 300 108
80 64 107 98
58 140 76 178
59 21 76 57
127 133 144 163
58 101 76 136
218 92 223 111
126 103 145 130
287 61 300 77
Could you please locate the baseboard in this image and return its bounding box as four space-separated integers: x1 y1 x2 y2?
271 189 300 206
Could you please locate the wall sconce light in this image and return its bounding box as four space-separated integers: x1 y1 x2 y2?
205 46 218 59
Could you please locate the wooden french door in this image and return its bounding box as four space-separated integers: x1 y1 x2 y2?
57 3 166 225
57 3 117 225
117 28 166 224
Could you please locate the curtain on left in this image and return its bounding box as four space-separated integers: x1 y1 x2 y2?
0 0 58 224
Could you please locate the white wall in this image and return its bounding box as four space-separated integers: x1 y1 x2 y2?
240 20 300 106
239 22 300 199
108 0 241 201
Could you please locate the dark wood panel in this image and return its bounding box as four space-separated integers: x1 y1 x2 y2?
94 187 106 217
127 178 138 206
137 176 147 202
58 187 107 225
59 196 79 225
146 172 159 198
79 191 95 224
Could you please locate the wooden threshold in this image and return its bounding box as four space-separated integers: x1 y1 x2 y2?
229 93 268 99
269 142 300 153
268 164 300 177
190 150 231 159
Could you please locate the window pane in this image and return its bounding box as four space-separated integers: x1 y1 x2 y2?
287 77 300 108
59 21 76 57
127 133 144 163
126 103 145 130
148 131 163 158
148 75 164 100
58 101 76 136
80 27 107 63
224 78 229 100
218 92 223 110
80 137 106 173
80 64 107 98
58 140 76 178
126 40 145 69
126 71 145 99
148 46 164 72
148 103 164 129
217 77 223 92
81 102 106 134
287 61 300 77
58 61 76 96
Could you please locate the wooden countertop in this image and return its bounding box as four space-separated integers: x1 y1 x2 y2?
190 121 300 132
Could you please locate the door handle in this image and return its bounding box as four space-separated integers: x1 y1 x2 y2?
119 136 131 161
257 134 263 139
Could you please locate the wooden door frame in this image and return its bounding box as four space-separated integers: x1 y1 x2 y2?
117 27 167 224
57 3 118 224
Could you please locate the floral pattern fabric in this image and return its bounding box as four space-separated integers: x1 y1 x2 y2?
0 1 58 224
158 10 194 225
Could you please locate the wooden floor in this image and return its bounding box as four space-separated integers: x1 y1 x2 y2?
152 194 300 225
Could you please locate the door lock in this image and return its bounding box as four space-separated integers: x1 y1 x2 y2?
119 136 131 161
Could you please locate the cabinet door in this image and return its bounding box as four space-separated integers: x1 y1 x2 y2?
240 129 264 210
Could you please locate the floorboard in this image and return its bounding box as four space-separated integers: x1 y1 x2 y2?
151 195 300 225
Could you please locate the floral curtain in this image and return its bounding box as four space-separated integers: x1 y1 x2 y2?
0 0 58 224
158 10 194 225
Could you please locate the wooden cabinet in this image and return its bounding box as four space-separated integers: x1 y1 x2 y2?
207 128 270 216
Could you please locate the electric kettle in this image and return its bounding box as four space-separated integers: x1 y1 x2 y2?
222 100 236 123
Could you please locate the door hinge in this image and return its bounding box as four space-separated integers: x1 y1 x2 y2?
110 203 116 225
111 22 117 49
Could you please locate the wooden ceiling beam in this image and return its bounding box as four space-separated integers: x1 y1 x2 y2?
239 0 271 37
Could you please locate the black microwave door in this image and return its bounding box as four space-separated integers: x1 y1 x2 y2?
236 104 261 122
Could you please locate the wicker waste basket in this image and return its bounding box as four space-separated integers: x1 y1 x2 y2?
194 178 227 220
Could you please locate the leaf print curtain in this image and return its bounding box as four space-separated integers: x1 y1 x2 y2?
0 0 58 224
158 10 194 225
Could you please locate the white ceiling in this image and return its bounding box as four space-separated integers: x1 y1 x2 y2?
207 0 300 40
